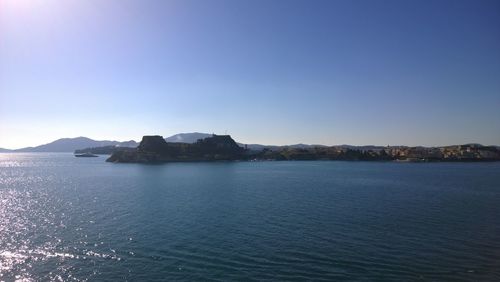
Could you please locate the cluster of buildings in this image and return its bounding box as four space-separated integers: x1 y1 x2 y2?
383 144 500 161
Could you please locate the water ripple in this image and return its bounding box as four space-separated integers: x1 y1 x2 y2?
1 153 500 281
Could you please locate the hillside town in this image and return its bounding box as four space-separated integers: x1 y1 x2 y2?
253 143 500 162
382 144 500 161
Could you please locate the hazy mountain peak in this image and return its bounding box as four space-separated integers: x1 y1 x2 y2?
165 132 213 144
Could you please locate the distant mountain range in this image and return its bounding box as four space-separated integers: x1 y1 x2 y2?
0 133 498 153
0 137 138 153
0 133 213 152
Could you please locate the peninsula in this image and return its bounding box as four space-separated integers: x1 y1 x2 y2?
106 134 500 163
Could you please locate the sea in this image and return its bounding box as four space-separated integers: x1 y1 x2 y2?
0 153 499 281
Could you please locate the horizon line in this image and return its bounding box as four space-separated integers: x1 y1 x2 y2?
0 134 498 151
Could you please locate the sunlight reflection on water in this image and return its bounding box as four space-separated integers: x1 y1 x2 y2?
1 153 500 281
0 159 121 281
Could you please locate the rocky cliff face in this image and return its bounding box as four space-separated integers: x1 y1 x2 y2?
192 135 243 155
106 134 245 163
138 136 169 152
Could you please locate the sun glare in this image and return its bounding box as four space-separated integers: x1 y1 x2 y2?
0 0 62 17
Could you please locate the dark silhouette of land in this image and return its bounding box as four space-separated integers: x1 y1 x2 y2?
2 133 499 162
105 134 500 163
107 135 245 163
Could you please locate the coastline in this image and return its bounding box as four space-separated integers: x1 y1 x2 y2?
104 135 500 164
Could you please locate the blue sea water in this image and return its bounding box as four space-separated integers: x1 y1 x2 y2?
0 153 499 281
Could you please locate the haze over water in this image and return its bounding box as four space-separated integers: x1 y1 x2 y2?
1 153 499 281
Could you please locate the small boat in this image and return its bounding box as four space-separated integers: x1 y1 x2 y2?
74 152 98 157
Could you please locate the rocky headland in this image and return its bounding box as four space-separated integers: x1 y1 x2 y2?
106 134 245 163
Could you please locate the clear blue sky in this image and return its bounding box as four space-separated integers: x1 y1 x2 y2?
1 0 499 149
